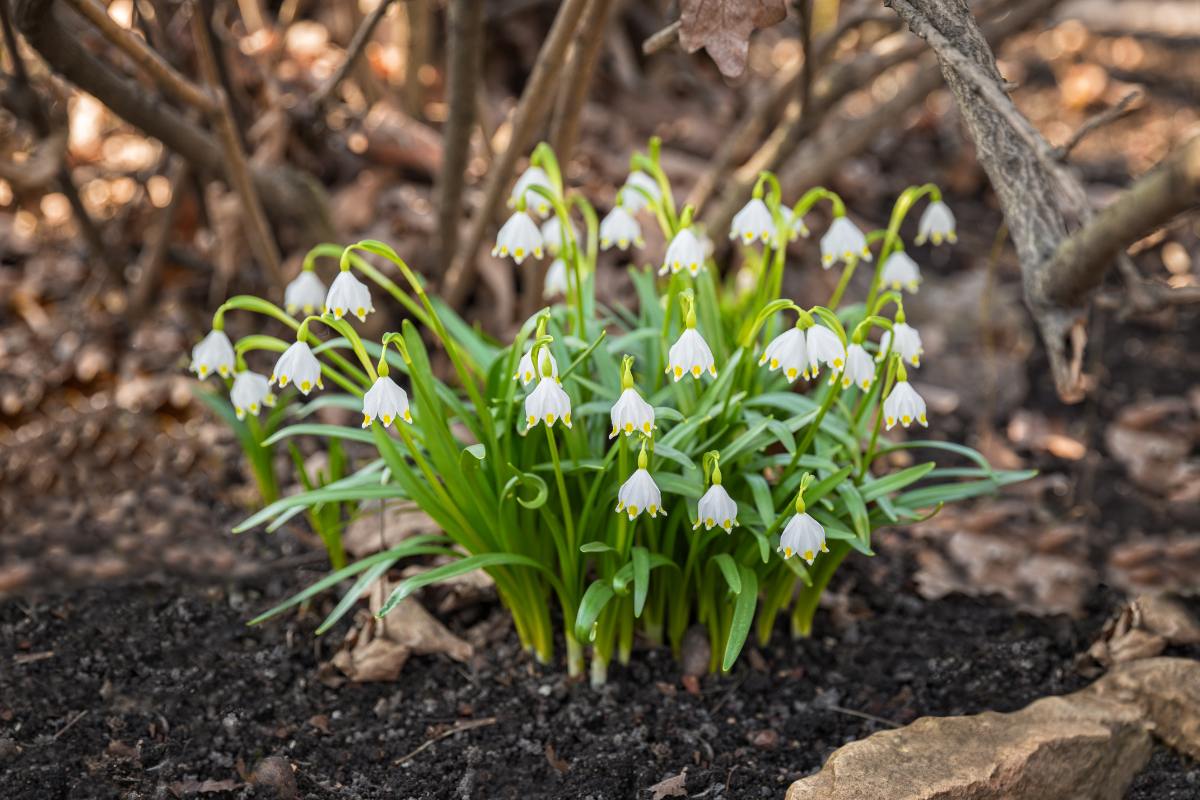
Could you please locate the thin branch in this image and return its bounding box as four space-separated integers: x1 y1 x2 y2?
1043 136 1200 307
129 157 189 314
402 0 431 118
550 0 618 164
14 0 332 238
393 717 498 765
642 20 680 55
60 0 214 112
311 0 398 109
1052 89 1142 161
442 0 592 308
189 0 282 286
437 0 483 274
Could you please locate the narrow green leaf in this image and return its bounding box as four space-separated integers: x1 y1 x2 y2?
379 553 549 616
722 566 758 671
575 581 616 642
632 546 650 617
262 423 376 446
713 554 742 594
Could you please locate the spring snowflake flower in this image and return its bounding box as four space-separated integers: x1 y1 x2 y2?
770 207 810 248
619 170 660 213
541 216 577 256
883 380 928 430
230 370 275 420
362 376 412 428
492 211 544 265
599 206 643 251
878 322 923 367
841 343 876 391
190 329 235 380
695 484 738 532
820 216 871 268
284 270 326 315
514 348 558 386
510 166 554 217
805 324 846 379
666 328 717 381
916 200 957 246
270 340 323 395
615 448 664 521
324 271 374 322
759 327 808 382
660 227 707 277
609 361 655 438
881 251 922 293
779 512 827 565
730 198 774 246
543 258 568 300
524 373 572 429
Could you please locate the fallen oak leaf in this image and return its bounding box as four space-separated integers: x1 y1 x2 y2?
678 0 787 79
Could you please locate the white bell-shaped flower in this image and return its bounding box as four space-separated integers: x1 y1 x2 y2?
190 329 235 380
841 343 876 391
599 206 643 251
543 258 568 300
805 324 846 378
619 170 660 212
284 270 326 316
916 200 957 246
230 370 275 420
820 216 872 268
514 347 558 386
615 457 664 521
881 251 922 293
492 211 544 265
510 166 554 217
270 340 323 394
524 375 572 429
695 484 738 532
770 207 810 248
541 216 578 256
362 375 412 428
779 512 827 564
324 270 374 322
883 380 928 430
609 387 655 439
759 327 808 383
730 198 775 245
666 328 717 381
878 322 923 367
660 227 707 277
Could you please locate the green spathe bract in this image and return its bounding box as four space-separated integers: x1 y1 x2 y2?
200 139 1030 685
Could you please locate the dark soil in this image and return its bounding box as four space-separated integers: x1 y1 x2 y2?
2 561 1196 800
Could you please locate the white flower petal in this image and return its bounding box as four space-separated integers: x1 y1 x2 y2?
666 328 717 382
492 211 545 265
284 271 327 315
190 330 235 380
324 271 374 322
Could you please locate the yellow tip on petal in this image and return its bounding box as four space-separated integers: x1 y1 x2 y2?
362 414 372 428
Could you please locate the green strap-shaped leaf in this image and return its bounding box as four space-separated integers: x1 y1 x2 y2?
575 581 616 642
263 423 376 446
632 546 650 617
713 553 743 594
722 565 758 671
858 462 936 501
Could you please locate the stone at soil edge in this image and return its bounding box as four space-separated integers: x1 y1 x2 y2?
786 657 1200 800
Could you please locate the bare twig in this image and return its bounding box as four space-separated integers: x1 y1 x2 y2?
51 709 87 740
642 19 680 55
1052 89 1142 161
60 0 214 112
826 704 902 728
393 717 498 765
550 0 618 164
14 0 332 239
442 0 592 308
437 0 483 274
190 0 282 286
311 0 398 109
129 157 190 313
402 0 431 118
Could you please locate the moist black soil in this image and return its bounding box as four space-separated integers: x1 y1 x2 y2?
2 561 1196 800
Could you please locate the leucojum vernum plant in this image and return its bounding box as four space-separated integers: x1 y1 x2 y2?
191 138 1032 685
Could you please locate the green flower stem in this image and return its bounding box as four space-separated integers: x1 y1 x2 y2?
545 426 578 568
529 186 586 335
826 255 860 310
296 315 378 383
780 379 844 489
862 354 900 473
791 541 850 637
864 183 940 309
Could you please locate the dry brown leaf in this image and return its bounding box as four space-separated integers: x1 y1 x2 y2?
678 0 787 79
648 770 688 799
